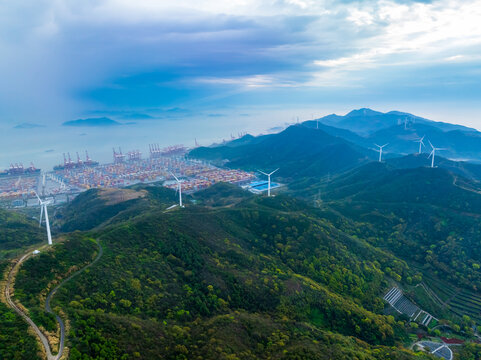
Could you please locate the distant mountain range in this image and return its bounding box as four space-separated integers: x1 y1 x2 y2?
190 112 481 183
62 117 121 127
303 108 481 162
315 108 477 135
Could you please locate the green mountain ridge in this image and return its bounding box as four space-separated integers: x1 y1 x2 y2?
10 185 437 360
319 163 481 294
0 208 44 259
317 108 477 135
190 125 374 179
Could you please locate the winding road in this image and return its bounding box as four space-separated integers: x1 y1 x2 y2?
4 240 103 360
4 252 57 360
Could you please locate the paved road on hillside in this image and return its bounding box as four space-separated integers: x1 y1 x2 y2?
4 240 103 360
4 252 58 360
45 239 103 359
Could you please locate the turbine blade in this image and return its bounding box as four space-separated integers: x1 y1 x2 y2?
428 150 434 158
428 140 434 149
33 191 41 202
269 168 279 176
258 170 269 176
382 143 388 148
170 172 179 182
374 143 380 148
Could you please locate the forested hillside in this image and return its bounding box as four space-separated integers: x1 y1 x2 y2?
5 116 481 359
318 163 481 294
57 185 178 232
12 186 436 360
0 208 44 259
0 261 41 359
190 125 373 179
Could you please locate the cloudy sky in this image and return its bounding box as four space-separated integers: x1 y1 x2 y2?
1 0 481 127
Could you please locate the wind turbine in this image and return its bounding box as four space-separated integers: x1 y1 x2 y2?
259 168 279 197
170 172 183 207
415 135 425 154
428 140 446 168
374 144 388 162
34 192 52 245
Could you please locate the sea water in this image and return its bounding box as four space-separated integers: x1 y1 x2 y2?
0 112 293 171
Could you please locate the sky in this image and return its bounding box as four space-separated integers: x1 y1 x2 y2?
1 0 481 130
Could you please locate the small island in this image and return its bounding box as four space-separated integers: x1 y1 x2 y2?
62 117 121 127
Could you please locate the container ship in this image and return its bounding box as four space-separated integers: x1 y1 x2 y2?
54 151 99 171
149 144 187 158
0 162 40 177
161 145 187 156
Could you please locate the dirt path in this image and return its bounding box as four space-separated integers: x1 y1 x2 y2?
453 175 481 195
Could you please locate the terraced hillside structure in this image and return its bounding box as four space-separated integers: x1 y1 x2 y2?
384 287 435 326
421 272 481 325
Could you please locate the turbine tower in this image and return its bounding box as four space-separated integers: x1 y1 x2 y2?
428 140 446 168
374 144 388 162
259 168 279 197
415 135 425 154
170 172 184 207
34 192 52 245
41 171 46 197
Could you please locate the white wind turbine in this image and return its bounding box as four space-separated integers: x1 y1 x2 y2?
415 135 425 154
259 168 279 197
170 172 184 207
374 144 388 162
35 192 52 245
428 140 446 168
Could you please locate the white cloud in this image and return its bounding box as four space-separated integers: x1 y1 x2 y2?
347 9 375 26
195 75 297 88
1 0 481 122
314 0 481 71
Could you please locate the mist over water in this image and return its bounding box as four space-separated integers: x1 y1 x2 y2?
0 114 288 170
